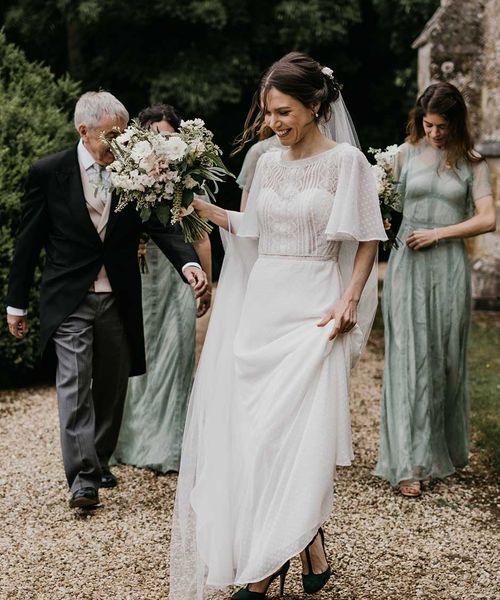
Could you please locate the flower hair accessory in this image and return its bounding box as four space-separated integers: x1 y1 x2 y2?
321 66 334 79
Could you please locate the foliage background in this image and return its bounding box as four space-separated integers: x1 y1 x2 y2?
0 0 440 383
0 0 440 172
0 30 80 386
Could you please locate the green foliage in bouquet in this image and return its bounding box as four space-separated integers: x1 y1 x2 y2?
0 30 80 386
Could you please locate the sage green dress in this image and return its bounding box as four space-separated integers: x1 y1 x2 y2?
236 136 281 192
111 241 196 473
375 139 492 486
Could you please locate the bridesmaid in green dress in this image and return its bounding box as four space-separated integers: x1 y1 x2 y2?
111 104 212 474
375 83 496 497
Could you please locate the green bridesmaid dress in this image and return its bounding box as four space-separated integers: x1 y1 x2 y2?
111 241 196 473
236 135 281 192
375 138 492 486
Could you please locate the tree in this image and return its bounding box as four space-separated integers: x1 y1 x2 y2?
0 0 439 153
0 30 80 385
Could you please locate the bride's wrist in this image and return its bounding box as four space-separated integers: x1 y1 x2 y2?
212 205 227 221
342 293 360 305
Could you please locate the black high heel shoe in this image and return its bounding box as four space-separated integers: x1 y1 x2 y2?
301 528 331 594
231 560 290 599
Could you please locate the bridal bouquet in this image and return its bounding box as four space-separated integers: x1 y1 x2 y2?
368 145 401 250
104 118 232 242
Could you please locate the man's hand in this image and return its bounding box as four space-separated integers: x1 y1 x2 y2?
184 267 208 298
7 314 29 338
196 288 212 317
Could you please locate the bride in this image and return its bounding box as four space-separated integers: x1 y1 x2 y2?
169 52 386 600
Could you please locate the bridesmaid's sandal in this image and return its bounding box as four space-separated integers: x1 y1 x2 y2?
301 528 332 594
231 560 290 599
399 480 421 498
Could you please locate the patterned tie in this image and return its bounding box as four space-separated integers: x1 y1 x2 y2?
87 163 112 198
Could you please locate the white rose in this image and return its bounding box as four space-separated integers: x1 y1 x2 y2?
130 140 153 164
151 135 171 157
163 137 188 161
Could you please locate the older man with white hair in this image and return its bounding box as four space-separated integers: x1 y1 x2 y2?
6 91 207 509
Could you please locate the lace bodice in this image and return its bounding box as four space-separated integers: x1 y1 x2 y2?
257 148 340 258
237 144 386 258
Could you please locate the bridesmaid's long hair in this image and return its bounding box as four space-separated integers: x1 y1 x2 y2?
406 82 482 167
234 52 341 154
138 103 182 131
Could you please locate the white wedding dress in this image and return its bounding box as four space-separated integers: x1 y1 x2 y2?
169 143 386 599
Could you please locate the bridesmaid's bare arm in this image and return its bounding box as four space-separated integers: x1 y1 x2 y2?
407 195 496 251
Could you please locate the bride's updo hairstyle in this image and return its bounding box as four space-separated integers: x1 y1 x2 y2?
406 82 481 167
234 52 341 153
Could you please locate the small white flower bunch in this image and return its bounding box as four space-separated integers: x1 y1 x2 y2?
104 118 232 242
368 144 402 249
321 66 334 80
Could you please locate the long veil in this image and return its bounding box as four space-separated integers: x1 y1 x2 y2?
320 93 360 149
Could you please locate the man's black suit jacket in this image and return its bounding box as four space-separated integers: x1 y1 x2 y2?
6 145 199 376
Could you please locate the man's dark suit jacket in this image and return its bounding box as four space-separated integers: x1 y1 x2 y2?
6 145 199 375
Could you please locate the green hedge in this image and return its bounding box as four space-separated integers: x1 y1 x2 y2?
0 30 80 387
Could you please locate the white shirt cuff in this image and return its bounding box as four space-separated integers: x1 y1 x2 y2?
182 262 202 272
7 306 28 316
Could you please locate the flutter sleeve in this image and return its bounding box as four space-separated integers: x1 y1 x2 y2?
325 145 387 242
471 159 492 202
391 143 410 210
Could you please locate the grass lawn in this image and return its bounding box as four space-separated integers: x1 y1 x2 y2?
469 311 500 476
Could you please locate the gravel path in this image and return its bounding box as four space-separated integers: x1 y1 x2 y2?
0 327 498 599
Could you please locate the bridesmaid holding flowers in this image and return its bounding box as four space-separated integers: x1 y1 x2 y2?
375 82 496 497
